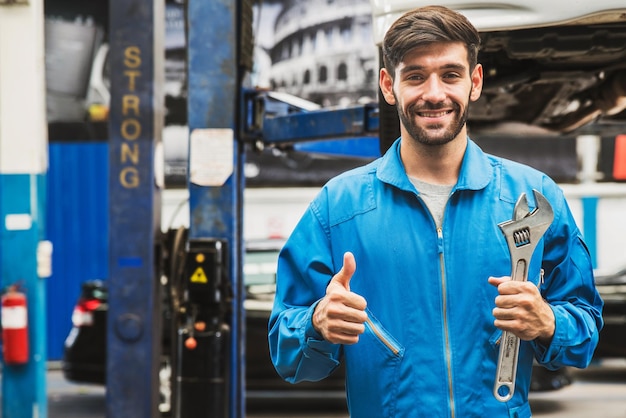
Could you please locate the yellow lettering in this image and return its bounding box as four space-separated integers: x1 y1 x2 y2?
122 94 140 117
120 143 139 165
118 46 143 189
121 119 141 140
123 70 141 92
120 167 139 188
124 46 141 68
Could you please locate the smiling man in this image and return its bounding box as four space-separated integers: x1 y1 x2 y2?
387 46 478 146
269 6 603 417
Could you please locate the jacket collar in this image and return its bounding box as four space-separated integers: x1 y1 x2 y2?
376 137 492 192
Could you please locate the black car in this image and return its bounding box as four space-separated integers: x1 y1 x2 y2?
62 239 571 408
62 279 108 385
593 267 626 359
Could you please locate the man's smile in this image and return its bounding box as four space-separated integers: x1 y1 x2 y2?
417 109 453 118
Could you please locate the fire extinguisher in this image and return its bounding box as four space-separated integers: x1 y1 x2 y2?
1 286 29 365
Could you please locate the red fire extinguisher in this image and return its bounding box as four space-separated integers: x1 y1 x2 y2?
1 286 29 365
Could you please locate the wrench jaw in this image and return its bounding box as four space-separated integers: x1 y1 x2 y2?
513 193 530 221
493 190 555 402
498 190 554 283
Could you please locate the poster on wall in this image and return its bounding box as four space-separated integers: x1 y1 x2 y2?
252 0 378 108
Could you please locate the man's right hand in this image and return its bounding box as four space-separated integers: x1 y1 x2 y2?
312 252 368 344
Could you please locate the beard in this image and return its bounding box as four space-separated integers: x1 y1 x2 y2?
396 93 470 146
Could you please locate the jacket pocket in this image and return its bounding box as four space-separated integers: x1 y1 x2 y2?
345 309 405 418
364 309 403 357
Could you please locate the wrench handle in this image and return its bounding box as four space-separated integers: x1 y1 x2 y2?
512 258 528 282
493 257 527 402
494 330 521 402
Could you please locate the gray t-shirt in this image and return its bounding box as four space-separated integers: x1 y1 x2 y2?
409 177 453 228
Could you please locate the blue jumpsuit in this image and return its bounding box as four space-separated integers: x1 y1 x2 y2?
269 138 603 417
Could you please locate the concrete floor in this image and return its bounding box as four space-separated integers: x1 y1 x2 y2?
3 359 623 418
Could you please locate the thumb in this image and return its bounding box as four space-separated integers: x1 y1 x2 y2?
332 252 357 291
488 276 510 288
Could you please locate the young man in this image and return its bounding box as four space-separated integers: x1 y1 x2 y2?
268 5 603 417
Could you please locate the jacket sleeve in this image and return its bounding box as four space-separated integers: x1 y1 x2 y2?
268 199 343 383
532 186 604 369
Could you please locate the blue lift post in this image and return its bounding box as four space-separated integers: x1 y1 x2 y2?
182 1 377 415
0 1 49 417
106 0 165 417
185 0 247 416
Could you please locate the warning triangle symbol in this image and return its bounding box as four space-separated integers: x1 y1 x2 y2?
191 267 208 283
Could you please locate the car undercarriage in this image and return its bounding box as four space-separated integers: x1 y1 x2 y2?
473 21 626 135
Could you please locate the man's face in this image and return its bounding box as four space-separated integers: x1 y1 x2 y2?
380 42 483 146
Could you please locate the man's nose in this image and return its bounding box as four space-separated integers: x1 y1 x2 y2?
421 75 446 102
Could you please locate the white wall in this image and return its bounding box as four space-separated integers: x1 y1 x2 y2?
562 183 626 273
161 187 319 241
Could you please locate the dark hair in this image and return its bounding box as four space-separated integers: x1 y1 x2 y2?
382 5 481 78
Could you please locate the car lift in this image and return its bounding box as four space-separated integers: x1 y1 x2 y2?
107 0 380 417
106 0 164 417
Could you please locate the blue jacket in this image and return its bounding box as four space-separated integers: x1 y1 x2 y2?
269 138 603 418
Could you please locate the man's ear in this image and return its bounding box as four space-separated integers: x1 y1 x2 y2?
379 68 396 105
470 64 483 102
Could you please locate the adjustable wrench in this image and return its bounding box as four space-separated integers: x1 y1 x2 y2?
493 190 554 402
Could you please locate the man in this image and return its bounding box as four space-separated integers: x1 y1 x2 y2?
268 5 603 417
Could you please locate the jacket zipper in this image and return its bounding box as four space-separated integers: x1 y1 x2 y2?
415 190 456 416
365 317 401 356
438 226 456 418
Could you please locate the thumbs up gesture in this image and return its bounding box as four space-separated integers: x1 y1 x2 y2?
313 252 368 345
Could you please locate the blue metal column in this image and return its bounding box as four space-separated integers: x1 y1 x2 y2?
581 196 599 269
187 0 245 416
107 0 164 417
0 1 48 417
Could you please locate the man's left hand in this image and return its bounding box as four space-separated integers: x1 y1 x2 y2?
488 276 555 345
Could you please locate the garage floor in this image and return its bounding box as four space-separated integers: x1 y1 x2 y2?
20 359 626 418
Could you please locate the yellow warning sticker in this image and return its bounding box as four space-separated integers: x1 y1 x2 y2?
190 267 208 284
